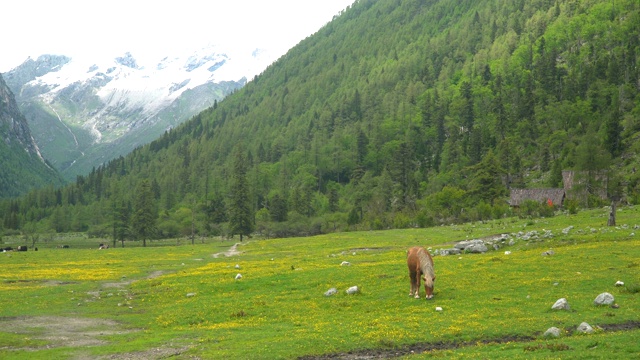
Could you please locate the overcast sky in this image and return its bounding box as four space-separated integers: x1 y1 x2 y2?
0 0 354 72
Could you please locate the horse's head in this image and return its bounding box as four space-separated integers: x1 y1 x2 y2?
422 274 435 299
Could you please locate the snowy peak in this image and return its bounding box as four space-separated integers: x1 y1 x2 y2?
5 43 274 180
115 52 139 69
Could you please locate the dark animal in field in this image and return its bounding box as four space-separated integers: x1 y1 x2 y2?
2 247 13 252
99 244 109 250
17 245 28 251
407 246 435 299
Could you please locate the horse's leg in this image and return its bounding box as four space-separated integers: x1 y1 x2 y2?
414 270 421 299
409 270 417 296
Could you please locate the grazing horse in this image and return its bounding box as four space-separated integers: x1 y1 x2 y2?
407 246 435 299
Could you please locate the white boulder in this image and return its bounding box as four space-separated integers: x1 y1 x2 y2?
551 298 570 310
594 292 615 306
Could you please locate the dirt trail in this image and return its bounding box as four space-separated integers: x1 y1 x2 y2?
212 242 243 258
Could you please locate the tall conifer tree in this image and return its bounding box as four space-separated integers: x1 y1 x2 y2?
131 180 156 247
229 147 254 241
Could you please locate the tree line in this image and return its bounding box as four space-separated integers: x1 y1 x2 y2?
1 0 639 244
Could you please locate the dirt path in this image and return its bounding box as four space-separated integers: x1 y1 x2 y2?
212 242 243 258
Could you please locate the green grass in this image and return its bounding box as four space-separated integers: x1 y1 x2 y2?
1 206 639 359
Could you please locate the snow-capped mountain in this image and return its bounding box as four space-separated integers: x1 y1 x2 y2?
4 44 274 180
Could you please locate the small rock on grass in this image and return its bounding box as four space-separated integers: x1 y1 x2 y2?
346 286 359 294
551 298 570 310
544 327 561 337
324 288 337 297
594 292 614 306
577 322 594 334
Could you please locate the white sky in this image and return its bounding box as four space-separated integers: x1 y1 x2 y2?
0 0 354 72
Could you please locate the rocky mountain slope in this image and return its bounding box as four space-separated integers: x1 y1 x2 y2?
3 45 271 180
0 73 63 198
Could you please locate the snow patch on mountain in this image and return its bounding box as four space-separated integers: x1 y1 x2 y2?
24 44 273 144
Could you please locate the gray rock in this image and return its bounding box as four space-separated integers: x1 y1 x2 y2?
466 242 488 253
562 226 574 235
440 248 461 256
594 292 615 306
186 292 196 297
577 322 594 333
542 249 555 256
340 261 351 266
544 327 561 337
454 239 479 250
324 288 337 297
551 298 570 310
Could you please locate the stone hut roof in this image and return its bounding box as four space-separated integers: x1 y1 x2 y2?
509 188 566 207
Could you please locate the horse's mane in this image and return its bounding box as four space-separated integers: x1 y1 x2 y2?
417 248 434 287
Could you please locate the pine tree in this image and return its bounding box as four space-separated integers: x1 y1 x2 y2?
131 180 156 247
467 150 507 206
604 95 623 157
269 193 288 222
229 147 254 241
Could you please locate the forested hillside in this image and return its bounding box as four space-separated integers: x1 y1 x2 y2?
2 0 639 241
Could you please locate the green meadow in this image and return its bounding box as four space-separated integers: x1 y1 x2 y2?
1 207 639 359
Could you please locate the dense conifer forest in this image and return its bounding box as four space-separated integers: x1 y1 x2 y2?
2 0 639 243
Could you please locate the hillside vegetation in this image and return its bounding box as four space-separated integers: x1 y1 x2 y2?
1 0 640 241
0 207 638 358
0 74 64 199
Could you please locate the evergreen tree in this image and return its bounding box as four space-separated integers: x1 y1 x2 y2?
548 159 564 188
269 193 288 222
604 96 623 157
131 180 156 247
327 184 339 213
229 147 254 241
113 200 130 248
466 150 507 206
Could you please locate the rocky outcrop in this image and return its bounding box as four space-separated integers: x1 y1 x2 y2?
0 73 43 159
0 73 62 197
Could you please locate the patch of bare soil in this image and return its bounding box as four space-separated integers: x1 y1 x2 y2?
298 321 640 360
95 346 194 360
1 316 194 359
0 316 134 350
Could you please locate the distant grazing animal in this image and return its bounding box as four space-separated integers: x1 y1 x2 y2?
99 244 109 250
406 246 435 299
2 247 13 252
16 245 28 251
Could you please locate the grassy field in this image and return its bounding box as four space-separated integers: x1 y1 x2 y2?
1 206 639 359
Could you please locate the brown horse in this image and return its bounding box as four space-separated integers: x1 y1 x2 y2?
407 246 435 299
